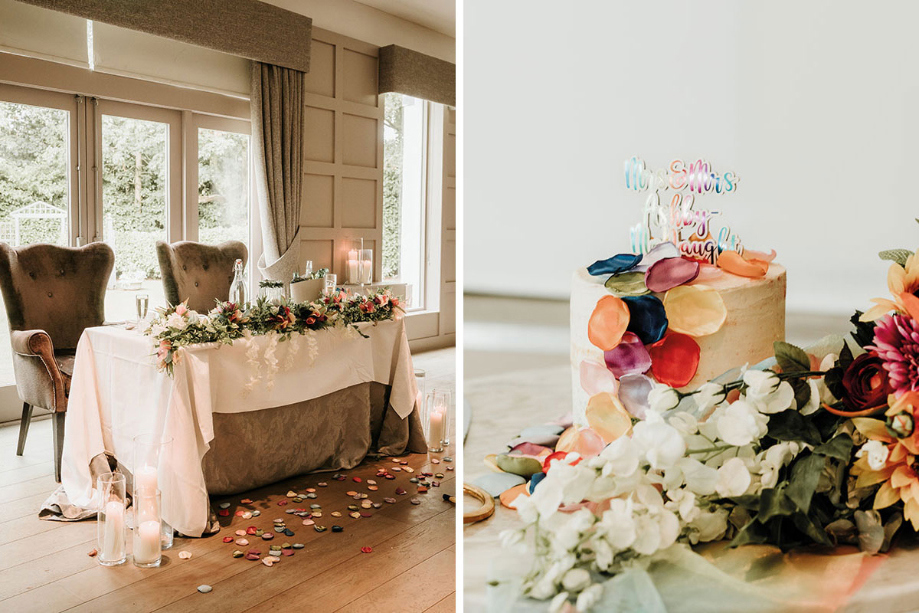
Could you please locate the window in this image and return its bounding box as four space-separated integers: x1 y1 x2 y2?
197 126 250 250
383 93 428 310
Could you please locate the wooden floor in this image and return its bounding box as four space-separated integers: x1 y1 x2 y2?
0 347 456 613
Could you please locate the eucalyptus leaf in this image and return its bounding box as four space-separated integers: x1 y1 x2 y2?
767 410 822 447
813 433 853 462
774 341 810 373
854 509 885 554
604 271 650 297
882 511 904 553
879 248 911 267
786 453 825 514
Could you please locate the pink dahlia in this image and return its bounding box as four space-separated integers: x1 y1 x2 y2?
871 314 919 396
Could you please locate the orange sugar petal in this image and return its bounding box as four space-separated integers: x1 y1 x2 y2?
587 295 630 351
742 248 777 263
717 250 767 278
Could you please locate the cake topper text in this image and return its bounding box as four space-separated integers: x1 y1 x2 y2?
626 156 743 264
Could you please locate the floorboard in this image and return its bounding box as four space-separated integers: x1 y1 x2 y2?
0 347 456 613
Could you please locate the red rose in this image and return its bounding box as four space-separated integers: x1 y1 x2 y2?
306 317 316 325
842 352 893 412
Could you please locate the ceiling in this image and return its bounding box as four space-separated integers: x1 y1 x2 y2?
353 0 455 37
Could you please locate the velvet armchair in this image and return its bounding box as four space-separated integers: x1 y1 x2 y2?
156 240 248 313
0 242 114 482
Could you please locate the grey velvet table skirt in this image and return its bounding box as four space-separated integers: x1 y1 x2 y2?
201 382 428 496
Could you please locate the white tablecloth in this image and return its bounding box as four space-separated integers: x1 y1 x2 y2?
61 319 417 537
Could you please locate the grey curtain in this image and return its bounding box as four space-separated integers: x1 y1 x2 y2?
251 62 305 283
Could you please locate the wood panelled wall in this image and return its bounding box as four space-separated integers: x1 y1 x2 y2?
300 28 383 283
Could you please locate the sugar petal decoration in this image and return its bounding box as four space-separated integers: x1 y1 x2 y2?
649 332 701 387
587 253 642 276
588 296 631 350
742 248 777 263
604 271 649 297
645 257 701 292
717 250 767 277
555 426 606 458
617 373 654 419
585 392 633 444
689 263 724 284
508 442 554 458
633 242 680 273
500 484 529 509
621 295 668 345
603 332 651 378
664 285 727 337
580 359 619 396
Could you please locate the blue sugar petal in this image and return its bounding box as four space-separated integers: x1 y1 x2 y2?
622 295 668 345
527 471 548 495
587 253 642 276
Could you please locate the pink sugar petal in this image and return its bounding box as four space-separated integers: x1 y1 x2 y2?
645 258 701 292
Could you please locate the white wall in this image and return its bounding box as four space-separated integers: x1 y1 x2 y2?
465 0 919 314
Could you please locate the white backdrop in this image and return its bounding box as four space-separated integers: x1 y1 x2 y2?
465 0 919 314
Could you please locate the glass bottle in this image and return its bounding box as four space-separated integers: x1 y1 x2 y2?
229 259 246 305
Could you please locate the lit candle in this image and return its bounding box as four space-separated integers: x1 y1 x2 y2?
428 408 445 449
133 520 161 565
348 259 359 284
135 465 157 495
361 259 372 284
101 500 125 562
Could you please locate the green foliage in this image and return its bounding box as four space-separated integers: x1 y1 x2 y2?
879 248 911 266
382 92 403 280
774 341 811 373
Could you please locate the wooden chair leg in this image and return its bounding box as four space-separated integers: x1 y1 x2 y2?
52 411 65 483
16 402 32 456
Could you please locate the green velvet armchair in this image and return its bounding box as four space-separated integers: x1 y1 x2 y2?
156 240 248 313
0 242 114 482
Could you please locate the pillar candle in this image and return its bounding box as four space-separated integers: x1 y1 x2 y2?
133 520 161 565
101 500 125 562
135 465 157 495
361 259 372 284
428 408 445 449
348 259 359 284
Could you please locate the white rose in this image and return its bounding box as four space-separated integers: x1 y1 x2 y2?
561 568 592 592
716 400 767 446
648 385 681 412
743 370 795 414
716 457 752 497
576 584 604 612
695 382 727 413
632 412 687 470
165 313 186 330
856 440 890 471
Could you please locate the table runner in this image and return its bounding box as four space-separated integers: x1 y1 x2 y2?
60 319 418 537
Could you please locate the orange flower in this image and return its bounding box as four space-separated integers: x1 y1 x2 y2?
861 250 919 322
851 392 919 529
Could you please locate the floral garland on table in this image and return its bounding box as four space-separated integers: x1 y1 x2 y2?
487 235 919 611
145 288 402 375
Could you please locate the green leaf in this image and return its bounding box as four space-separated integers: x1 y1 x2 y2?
767 410 822 447
791 511 832 546
758 485 798 522
813 433 854 462
790 378 811 409
850 312 877 348
786 453 825 514
879 248 911 267
729 518 769 548
774 341 810 373
838 342 854 370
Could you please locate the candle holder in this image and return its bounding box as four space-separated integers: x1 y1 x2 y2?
347 238 373 286
133 434 174 550
132 489 162 568
96 472 127 566
423 391 445 453
414 369 426 413
436 389 454 447
324 273 338 296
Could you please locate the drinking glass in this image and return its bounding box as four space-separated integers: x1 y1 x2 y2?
96 472 127 566
324 273 338 295
135 293 149 323
304 260 313 277
132 489 162 568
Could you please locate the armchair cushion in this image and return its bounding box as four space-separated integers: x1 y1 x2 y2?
157 240 247 313
9 329 69 412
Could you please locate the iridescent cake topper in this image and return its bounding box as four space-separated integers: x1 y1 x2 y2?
626 156 743 265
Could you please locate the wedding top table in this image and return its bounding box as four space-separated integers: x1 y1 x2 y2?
61 319 417 537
